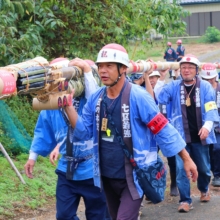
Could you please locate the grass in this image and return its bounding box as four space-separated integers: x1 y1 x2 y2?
0 153 56 218
127 40 165 61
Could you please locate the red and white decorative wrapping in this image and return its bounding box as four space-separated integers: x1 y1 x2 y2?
0 70 16 95
147 113 169 135
130 60 141 73
127 61 179 74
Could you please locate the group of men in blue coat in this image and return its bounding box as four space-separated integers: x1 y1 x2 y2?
164 39 185 78
24 42 219 219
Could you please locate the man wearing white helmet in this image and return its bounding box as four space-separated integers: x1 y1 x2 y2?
200 63 220 187
156 55 219 213
63 44 198 220
176 39 185 62
149 71 161 89
164 42 177 78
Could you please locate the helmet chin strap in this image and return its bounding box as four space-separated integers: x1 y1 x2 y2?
181 66 198 83
108 64 123 87
183 77 196 83
183 78 195 82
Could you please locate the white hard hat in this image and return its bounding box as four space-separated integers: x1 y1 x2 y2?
179 54 200 67
96 43 129 67
200 63 218 79
149 71 160 77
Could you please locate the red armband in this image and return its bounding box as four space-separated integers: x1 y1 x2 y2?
147 113 169 135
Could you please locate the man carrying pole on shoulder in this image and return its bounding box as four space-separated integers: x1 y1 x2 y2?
156 55 219 213
63 43 198 220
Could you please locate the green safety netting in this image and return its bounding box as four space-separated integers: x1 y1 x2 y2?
0 100 32 153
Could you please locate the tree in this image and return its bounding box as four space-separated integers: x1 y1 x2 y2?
0 1 44 65
0 0 189 65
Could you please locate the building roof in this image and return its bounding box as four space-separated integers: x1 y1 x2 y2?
180 0 220 5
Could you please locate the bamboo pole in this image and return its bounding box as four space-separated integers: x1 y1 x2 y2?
1 59 219 96
127 61 220 74
0 143 26 184
0 56 49 80
32 92 71 110
1 57 220 109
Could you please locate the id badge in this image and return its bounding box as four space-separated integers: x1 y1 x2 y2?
102 133 114 142
185 97 191 107
101 118 108 131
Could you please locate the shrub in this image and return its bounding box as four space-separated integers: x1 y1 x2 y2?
203 26 220 43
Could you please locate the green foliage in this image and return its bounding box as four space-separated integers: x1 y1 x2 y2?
202 26 220 43
0 154 56 217
0 0 189 65
0 0 43 66
44 0 189 59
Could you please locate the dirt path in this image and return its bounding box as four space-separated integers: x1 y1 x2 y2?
141 195 220 220
198 49 220 63
13 159 220 220
184 42 220 63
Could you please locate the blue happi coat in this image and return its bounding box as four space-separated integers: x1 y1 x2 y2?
164 47 177 61
176 45 185 61
30 72 99 181
30 99 95 180
214 82 220 128
157 79 219 144
73 83 186 197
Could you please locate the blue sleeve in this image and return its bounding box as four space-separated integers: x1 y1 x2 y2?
73 95 95 141
157 82 174 105
203 82 219 123
180 46 185 56
134 90 186 157
173 49 177 59
155 123 186 157
176 47 180 55
30 111 57 156
163 50 167 59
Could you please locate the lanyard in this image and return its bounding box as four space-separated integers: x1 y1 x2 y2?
102 80 127 118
